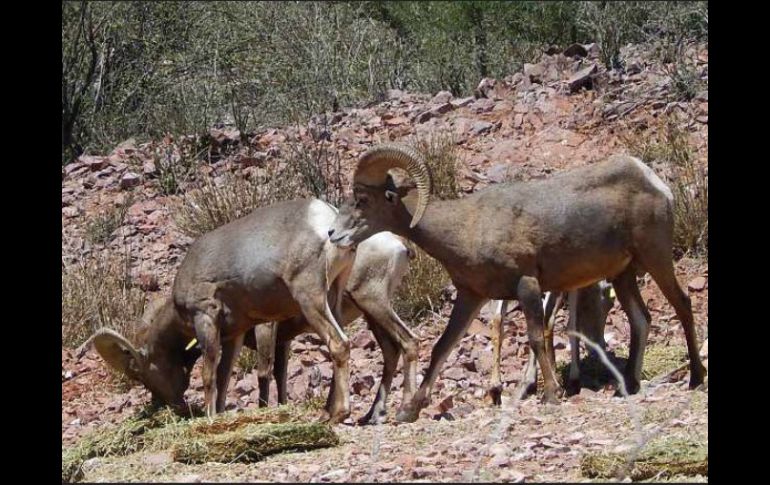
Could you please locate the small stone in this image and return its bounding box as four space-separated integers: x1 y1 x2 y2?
451 96 475 108
62 206 81 218
524 63 546 83
563 43 588 58
79 155 107 171
688 276 707 291
431 90 453 104
430 102 454 116
489 454 510 467
81 457 102 472
235 378 254 395
442 367 465 381
568 64 598 93
142 160 157 175
319 469 346 481
138 273 160 292
412 466 437 479
414 111 434 123
471 120 495 135
120 172 141 189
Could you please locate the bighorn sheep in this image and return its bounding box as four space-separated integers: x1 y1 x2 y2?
328 143 706 422
243 231 418 424
487 281 615 405
89 198 363 421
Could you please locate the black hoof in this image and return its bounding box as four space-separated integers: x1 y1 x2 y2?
486 386 503 406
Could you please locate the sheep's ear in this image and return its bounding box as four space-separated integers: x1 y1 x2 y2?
92 328 145 382
384 190 400 205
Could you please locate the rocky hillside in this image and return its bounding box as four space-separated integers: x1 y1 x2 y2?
62 41 708 482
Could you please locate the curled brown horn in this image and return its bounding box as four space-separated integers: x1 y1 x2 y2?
92 327 144 381
354 143 431 228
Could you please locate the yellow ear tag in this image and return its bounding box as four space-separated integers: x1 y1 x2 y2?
609 288 616 299
185 338 198 351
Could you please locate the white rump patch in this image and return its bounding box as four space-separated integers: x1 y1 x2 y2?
363 231 407 254
306 199 338 240
631 157 674 202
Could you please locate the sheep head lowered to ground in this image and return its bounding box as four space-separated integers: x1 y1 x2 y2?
329 143 706 423
89 198 358 421
89 297 200 411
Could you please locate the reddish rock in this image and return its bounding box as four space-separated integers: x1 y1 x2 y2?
142 160 157 175
568 64 598 93
431 102 454 116
431 91 453 104
138 273 160 292
471 120 495 135
524 63 546 83
688 276 707 291
384 116 409 126
120 172 142 189
62 206 81 218
79 155 107 171
451 96 475 108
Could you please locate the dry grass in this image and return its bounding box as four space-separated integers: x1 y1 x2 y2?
61 248 147 349
284 133 346 207
621 117 707 259
84 195 133 245
411 129 461 200
393 245 451 324
173 163 305 238
235 347 259 381
173 136 345 238
62 404 338 482
581 435 707 481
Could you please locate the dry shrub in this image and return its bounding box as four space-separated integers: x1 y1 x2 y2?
173 164 305 238
621 117 707 259
411 129 461 200
284 133 346 207
394 246 450 324
61 249 146 348
84 194 134 245
236 347 259 381
174 136 343 238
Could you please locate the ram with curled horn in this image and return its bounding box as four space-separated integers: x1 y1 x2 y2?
328 143 706 423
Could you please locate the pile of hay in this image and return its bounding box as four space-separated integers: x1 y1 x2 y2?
580 436 708 481
62 405 339 482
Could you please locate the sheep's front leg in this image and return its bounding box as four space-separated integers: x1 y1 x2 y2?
396 288 487 423
350 292 419 422
358 317 401 425
486 300 507 406
193 310 222 418
274 339 291 405
518 277 563 405
216 332 244 413
566 290 582 396
514 291 561 401
293 293 351 423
